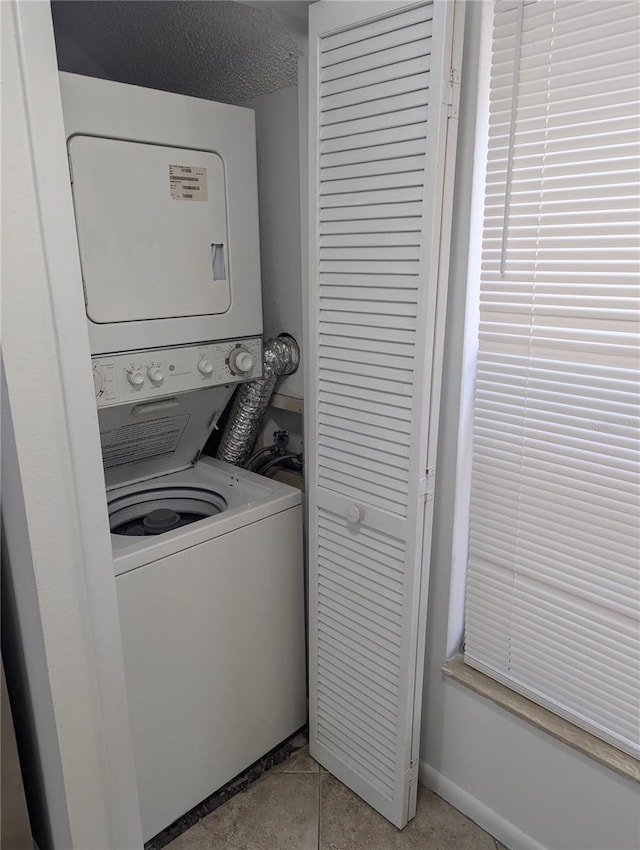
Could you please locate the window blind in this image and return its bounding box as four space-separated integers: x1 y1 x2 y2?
464 0 640 758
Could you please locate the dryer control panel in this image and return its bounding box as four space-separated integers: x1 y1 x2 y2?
92 337 262 408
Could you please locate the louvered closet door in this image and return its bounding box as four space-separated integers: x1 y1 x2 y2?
307 0 460 828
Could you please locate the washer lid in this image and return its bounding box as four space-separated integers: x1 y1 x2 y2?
99 384 234 490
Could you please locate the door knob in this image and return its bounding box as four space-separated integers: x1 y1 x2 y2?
345 504 362 524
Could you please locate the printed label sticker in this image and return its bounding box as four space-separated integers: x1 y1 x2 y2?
169 165 208 201
101 414 191 468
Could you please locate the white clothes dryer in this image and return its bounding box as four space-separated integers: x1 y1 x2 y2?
60 73 263 356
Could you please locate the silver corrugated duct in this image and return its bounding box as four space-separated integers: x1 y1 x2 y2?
216 334 300 466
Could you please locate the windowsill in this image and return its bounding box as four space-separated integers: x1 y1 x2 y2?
442 655 640 785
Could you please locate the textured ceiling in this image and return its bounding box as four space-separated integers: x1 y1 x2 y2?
52 1 307 104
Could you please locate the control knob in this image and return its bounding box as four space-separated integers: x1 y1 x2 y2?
147 367 164 386
127 370 145 387
228 347 254 375
198 358 214 376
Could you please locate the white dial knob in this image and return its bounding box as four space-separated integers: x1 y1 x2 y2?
147 367 164 385
229 348 254 375
198 358 214 376
93 366 104 397
127 370 144 387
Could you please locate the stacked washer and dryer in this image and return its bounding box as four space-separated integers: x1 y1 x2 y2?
60 73 307 842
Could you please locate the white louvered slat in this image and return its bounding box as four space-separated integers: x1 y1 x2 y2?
321 28 434 83
321 137 427 169
321 20 433 69
319 387 412 422
322 156 427 184
322 72 430 114
464 0 640 759
309 0 460 829
321 54 432 99
321 234 423 251
321 104 429 141
322 88 429 126
321 123 429 155
321 170 426 195
321 3 432 53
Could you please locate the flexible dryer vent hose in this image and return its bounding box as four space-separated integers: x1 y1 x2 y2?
216 334 300 466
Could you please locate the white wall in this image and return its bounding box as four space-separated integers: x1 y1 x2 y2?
241 84 305 455
419 4 640 850
241 85 305 401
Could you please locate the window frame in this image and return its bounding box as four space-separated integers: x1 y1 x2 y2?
449 0 640 766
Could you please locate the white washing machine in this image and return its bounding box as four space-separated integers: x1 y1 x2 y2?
101 368 307 841
109 450 306 842
93 343 307 843
60 75 307 842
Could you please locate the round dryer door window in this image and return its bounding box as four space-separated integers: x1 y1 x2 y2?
109 485 227 537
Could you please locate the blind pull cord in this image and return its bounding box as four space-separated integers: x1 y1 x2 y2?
500 0 525 278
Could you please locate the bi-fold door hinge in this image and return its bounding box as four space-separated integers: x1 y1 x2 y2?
445 68 461 119
418 467 436 502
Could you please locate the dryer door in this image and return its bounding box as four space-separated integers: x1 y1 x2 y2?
69 136 231 324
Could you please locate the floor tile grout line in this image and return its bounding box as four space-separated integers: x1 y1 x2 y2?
162 763 504 849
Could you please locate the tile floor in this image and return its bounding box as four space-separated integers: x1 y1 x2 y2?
165 745 505 850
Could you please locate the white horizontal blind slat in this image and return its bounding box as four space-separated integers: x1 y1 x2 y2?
464 0 640 759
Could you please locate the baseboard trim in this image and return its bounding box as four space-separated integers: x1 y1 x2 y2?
419 760 548 850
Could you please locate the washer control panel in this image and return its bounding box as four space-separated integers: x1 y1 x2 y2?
92 337 262 408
